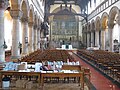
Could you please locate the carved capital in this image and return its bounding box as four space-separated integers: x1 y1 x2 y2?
107 22 115 29
10 10 23 19
38 26 41 30
0 0 9 10
21 17 28 23
28 22 34 27
34 24 38 30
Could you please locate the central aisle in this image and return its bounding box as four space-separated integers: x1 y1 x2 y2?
72 53 120 90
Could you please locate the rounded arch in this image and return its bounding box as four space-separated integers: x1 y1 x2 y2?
95 16 101 31
29 4 34 23
51 6 79 21
109 6 120 25
101 12 108 30
21 0 29 18
53 9 76 21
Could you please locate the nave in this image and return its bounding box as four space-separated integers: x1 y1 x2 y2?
2 49 120 90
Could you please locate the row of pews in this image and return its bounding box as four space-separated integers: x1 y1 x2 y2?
20 50 42 63
77 50 120 83
0 49 92 89
0 65 88 90
20 49 74 63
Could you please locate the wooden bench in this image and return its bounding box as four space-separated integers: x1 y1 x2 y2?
62 65 82 71
0 71 41 88
41 65 84 90
41 72 84 90
62 65 91 80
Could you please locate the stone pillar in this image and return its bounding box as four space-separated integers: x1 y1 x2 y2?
108 22 114 52
82 33 85 46
118 25 120 53
91 32 94 47
101 30 105 50
85 33 87 47
34 25 37 51
116 15 120 53
0 1 8 62
10 10 23 61
95 31 99 47
48 22 52 49
21 17 28 56
87 33 90 47
28 22 34 53
109 29 113 52
37 28 40 49
0 9 5 62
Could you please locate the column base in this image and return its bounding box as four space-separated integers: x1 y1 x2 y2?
21 53 28 57
11 56 21 62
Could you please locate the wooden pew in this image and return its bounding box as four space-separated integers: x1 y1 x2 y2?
62 65 82 71
41 65 84 90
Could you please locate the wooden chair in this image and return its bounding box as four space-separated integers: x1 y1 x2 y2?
83 68 91 81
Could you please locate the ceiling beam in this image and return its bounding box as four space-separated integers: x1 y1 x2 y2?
45 12 87 18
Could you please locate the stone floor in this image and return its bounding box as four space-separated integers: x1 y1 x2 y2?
0 83 88 90
42 83 88 90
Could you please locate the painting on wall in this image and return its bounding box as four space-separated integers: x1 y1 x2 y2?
52 21 77 35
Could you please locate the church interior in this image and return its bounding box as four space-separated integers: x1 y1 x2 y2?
0 0 120 90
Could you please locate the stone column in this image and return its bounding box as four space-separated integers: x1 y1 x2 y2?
85 33 87 47
28 22 34 53
82 33 85 46
0 1 8 62
48 22 52 49
95 31 99 47
34 25 37 51
101 30 105 50
91 32 94 47
37 27 40 49
118 25 120 53
108 22 114 52
116 15 120 53
10 10 23 61
21 17 28 56
87 32 90 47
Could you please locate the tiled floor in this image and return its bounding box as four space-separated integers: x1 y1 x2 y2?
72 54 120 90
